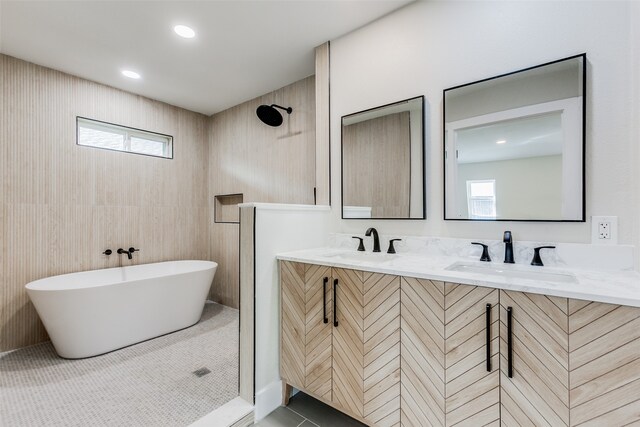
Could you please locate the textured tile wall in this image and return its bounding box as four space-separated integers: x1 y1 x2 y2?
207 76 316 308
0 54 210 351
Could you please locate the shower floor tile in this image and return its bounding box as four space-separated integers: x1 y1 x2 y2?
0 302 238 427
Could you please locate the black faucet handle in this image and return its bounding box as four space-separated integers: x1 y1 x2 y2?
531 246 556 266
387 239 402 254
102 249 112 256
503 231 512 243
128 247 139 253
471 242 492 262
351 237 365 252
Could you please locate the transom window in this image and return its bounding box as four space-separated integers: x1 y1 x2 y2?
77 117 173 159
467 180 496 219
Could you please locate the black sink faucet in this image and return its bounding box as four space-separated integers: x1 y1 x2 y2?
503 231 515 264
365 228 381 252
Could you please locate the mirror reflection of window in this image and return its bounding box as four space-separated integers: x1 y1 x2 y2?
467 180 496 219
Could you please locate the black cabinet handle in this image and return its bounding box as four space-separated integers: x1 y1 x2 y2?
486 303 492 372
322 277 328 324
507 306 513 378
333 279 338 327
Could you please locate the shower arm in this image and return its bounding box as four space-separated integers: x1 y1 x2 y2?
270 104 292 114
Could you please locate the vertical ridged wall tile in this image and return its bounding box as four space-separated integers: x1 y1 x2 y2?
0 54 210 351
3 58 51 205
47 205 97 275
0 56 6 344
2 204 50 350
207 76 316 307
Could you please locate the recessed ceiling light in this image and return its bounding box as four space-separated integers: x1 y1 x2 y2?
122 70 141 79
174 25 195 39
496 140 507 144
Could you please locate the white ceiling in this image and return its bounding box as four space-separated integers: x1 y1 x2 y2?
0 0 412 115
457 112 564 164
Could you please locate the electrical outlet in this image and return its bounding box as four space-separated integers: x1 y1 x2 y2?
598 222 610 239
592 216 618 245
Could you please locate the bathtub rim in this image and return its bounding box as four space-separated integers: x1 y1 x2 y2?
25 260 218 292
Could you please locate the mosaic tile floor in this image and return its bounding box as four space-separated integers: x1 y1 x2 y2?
0 302 238 427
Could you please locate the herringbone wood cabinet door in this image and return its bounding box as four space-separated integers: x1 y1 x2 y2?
281 261 307 387
500 291 570 427
332 268 401 426
281 261 333 398
445 283 500 427
400 277 446 427
305 264 333 399
569 299 640 426
331 267 365 417
364 271 401 426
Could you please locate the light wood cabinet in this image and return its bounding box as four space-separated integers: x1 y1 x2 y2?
332 268 401 425
281 261 307 388
568 300 640 425
280 261 640 426
331 267 366 417
400 277 446 426
500 290 569 427
280 262 401 426
280 261 333 398
304 264 333 399
445 284 500 426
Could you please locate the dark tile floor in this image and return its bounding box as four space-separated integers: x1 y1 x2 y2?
255 392 365 427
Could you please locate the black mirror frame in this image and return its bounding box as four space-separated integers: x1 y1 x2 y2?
442 53 587 223
341 95 426 220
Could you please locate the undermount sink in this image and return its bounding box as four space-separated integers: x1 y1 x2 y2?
446 261 577 284
319 250 398 264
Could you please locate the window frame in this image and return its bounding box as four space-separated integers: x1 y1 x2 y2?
466 179 497 220
76 116 173 159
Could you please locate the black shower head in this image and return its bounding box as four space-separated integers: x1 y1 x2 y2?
256 104 292 127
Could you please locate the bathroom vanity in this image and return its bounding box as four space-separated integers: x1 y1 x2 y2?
277 244 640 426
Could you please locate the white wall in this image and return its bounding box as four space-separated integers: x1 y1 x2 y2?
446 64 581 122
330 1 637 248
632 2 640 263
250 204 332 420
456 155 563 219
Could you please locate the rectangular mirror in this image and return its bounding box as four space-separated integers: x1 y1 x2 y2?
342 96 425 219
444 54 585 221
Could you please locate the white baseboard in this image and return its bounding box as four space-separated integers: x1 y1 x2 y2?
254 379 283 421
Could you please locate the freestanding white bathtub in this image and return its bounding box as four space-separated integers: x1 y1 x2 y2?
26 260 217 359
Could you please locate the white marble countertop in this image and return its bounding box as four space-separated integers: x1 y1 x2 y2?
277 247 640 308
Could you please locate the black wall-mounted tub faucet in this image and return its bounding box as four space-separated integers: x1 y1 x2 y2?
117 247 139 260
117 248 131 260
503 231 515 264
365 228 380 252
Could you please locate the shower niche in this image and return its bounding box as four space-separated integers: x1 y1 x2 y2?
214 193 244 223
